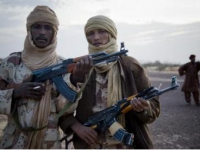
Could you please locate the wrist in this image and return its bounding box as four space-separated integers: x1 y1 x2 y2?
71 122 81 132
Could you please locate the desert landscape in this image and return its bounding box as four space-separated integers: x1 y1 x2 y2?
0 70 200 149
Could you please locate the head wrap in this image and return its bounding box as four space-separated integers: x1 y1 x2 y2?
20 6 59 149
26 5 59 31
22 5 59 70
85 15 117 39
84 15 118 54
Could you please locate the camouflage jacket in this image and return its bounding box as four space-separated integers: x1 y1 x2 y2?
0 53 80 149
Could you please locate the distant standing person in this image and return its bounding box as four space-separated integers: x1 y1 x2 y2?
178 54 200 105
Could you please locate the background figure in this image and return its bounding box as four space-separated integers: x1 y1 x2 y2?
59 15 160 149
0 6 92 149
178 54 200 105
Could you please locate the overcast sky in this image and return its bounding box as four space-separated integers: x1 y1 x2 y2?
0 0 200 64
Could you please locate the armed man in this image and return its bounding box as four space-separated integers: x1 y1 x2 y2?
59 15 160 149
0 6 93 149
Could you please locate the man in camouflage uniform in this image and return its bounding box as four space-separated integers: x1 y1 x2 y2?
0 5 92 149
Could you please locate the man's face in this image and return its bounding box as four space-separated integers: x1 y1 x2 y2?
31 22 54 48
86 28 109 47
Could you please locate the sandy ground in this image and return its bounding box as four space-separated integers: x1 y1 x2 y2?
0 70 200 149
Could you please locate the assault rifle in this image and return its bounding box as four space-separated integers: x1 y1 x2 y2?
32 42 128 102
83 76 180 146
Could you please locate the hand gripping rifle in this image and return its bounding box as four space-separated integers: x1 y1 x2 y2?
84 76 180 146
31 43 128 102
